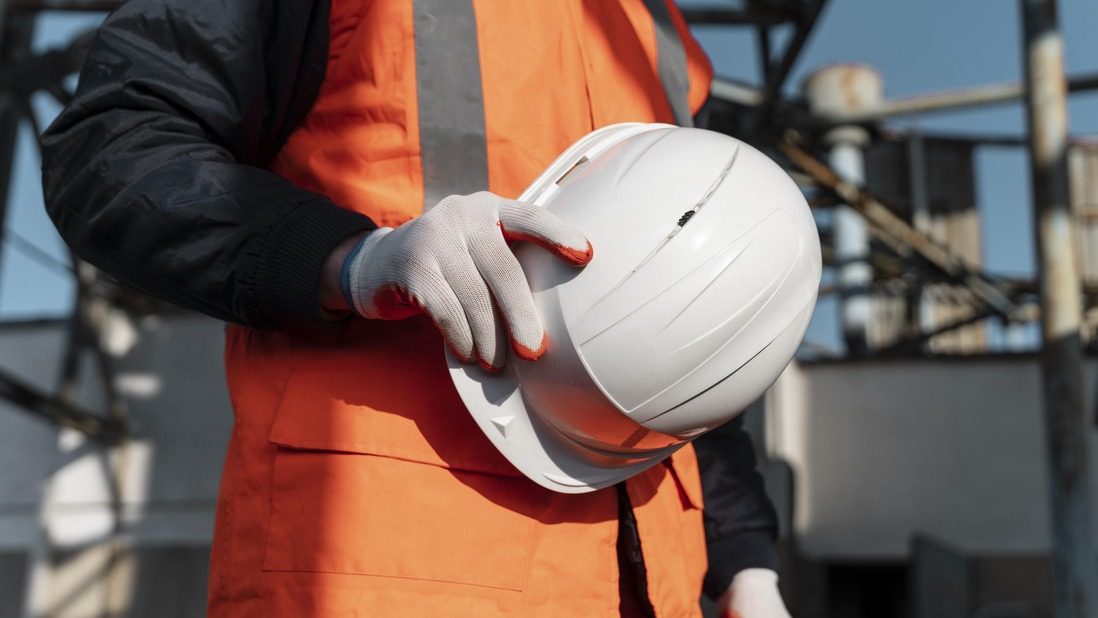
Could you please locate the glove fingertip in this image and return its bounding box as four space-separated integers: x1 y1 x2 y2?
478 358 504 373
445 339 476 365
512 332 549 361
557 239 594 266
502 230 594 266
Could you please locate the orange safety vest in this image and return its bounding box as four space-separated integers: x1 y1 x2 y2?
208 1 714 616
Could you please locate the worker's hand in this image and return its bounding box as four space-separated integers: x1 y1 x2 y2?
340 191 592 369
718 569 791 618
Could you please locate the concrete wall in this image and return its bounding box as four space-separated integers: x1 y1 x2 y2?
770 356 1098 559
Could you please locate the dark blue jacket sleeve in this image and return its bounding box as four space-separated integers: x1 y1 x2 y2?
695 416 781 598
41 0 375 328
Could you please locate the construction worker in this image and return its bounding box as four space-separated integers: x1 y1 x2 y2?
41 1 790 616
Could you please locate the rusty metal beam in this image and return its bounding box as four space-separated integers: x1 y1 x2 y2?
777 133 1020 319
710 76 765 107
755 24 773 85
1020 0 1098 615
1001 276 1098 301
58 258 129 443
0 5 124 445
876 301 1038 356
0 29 93 100
0 367 125 444
758 0 828 119
806 71 1098 127
818 244 908 280
832 272 1098 356
778 135 1014 312
0 9 35 296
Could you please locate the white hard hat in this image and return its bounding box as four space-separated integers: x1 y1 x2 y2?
448 123 821 493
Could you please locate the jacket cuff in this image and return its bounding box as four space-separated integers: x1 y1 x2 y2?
703 530 780 600
250 199 376 328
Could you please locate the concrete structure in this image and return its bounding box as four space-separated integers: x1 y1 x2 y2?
769 357 1098 559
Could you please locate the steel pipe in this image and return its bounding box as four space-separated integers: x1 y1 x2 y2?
804 65 882 353
811 71 1098 126
1020 1 1098 616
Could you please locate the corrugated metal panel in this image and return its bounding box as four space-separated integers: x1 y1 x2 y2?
865 135 986 353
1069 142 1098 342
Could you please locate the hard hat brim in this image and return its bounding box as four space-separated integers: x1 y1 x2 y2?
447 352 684 494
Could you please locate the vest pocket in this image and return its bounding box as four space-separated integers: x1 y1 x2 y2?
261 368 537 592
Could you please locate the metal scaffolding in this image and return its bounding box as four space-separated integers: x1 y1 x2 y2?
0 0 124 444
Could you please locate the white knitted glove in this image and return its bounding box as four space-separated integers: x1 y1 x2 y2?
341 191 592 369
718 569 791 618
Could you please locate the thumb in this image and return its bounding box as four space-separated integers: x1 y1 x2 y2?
497 199 593 266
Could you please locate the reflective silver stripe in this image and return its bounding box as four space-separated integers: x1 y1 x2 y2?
413 0 489 209
642 0 694 127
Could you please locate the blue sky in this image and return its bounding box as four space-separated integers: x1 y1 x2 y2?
3 1 1098 350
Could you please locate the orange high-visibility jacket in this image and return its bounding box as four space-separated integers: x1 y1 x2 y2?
209 1 714 616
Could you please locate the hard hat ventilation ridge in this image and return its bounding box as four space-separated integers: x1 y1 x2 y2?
582 147 741 317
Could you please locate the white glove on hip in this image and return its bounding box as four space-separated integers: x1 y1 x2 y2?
719 569 791 618
341 191 592 369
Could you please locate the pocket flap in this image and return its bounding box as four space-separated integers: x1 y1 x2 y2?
269 367 522 477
